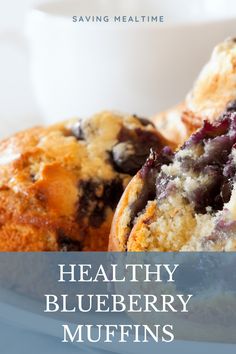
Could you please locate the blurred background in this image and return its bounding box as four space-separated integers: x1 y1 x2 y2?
0 0 236 139
0 0 44 137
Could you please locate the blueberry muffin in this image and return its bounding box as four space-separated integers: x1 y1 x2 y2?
109 106 236 251
152 38 236 145
0 111 171 251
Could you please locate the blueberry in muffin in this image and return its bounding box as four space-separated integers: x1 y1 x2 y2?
109 106 236 251
0 111 171 251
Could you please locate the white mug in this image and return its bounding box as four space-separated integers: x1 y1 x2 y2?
26 0 236 123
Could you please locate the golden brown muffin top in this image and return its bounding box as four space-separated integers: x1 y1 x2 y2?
0 111 168 251
152 38 236 145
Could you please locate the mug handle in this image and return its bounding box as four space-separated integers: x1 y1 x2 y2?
0 30 28 55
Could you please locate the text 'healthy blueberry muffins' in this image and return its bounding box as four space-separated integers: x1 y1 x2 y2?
109 106 236 251
0 111 171 251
